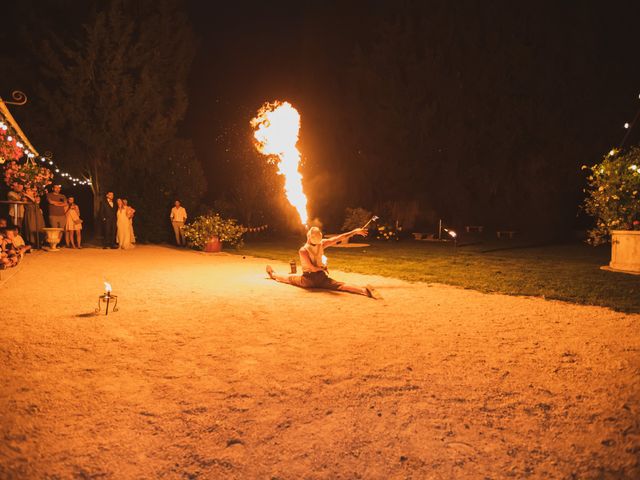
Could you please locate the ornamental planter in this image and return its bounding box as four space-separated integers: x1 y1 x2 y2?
204 235 222 253
609 230 640 274
42 227 64 251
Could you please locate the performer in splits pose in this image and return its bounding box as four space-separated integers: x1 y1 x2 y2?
266 226 381 299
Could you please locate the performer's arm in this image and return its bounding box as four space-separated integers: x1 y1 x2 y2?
323 228 368 248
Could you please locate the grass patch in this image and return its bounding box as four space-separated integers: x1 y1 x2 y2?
236 239 640 313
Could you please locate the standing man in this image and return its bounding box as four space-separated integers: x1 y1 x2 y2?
46 184 67 229
170 200 187 246
7 182 24 227
99 191 117 249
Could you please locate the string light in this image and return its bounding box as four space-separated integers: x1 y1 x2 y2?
2 111 89 188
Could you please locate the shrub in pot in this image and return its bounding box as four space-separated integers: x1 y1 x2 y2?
583 147 640 272
182 212 246 251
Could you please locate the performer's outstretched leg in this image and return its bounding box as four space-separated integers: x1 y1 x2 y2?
266 265 381 299
266 265 293 284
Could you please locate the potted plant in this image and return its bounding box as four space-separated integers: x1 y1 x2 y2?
0 129 24 164
583 146 640 273
3 159 53 194
181 212 246 252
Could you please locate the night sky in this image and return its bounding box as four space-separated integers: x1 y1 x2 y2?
2 0 640 233
185 1 640 224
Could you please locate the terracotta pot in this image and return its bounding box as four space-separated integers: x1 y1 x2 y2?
204 235 222 253
609 230 640 274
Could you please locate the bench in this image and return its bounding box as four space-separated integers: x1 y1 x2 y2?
465 225 484 233
496 230 517 239
412 232 434 240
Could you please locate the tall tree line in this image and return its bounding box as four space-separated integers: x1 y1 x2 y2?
332 1 606 233
3 0 206 241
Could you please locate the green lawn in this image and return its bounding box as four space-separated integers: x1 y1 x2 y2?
235 239 640 313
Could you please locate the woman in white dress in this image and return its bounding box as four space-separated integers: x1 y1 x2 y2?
123 199 135 243
116 198 133 249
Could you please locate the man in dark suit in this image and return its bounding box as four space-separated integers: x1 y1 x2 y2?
99 191 117 248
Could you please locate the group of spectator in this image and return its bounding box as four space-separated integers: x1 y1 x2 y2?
97 194 186 248
0 217 30 269
2 182 84 269
98 191 136 249
2 184 189 268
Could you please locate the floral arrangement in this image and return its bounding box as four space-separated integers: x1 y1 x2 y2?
583 146 640 245
182 212 246 249
375 223 401 241
0 130 24 164
3 160 53 194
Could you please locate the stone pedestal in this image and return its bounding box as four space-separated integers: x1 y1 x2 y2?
42 227 64 251
609 230 640 274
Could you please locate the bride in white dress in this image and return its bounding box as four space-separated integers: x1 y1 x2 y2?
116 198 134 249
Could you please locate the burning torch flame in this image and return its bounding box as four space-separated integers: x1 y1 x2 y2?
104 282 112 294
251 101 308 225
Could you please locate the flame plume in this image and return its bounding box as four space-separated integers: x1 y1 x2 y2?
251 101 308 225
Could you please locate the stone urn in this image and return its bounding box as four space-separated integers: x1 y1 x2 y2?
42 227 64 251
609 230 640 274
204 235 222 253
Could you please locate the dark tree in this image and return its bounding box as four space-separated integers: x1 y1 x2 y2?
33 0 205 240
338 1 603 235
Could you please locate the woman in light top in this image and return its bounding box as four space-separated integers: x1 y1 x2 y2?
64 196 83 248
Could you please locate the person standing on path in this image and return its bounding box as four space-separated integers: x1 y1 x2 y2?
64 196 83 248
116 198 133 249
123 199 136 244
7 182 24 228
170 200 187 246
23 188 40 246
99 191 117 249
46 184 67 230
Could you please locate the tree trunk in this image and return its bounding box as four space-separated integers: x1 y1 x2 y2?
90 159 102 237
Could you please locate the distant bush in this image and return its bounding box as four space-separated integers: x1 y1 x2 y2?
182 212 246 249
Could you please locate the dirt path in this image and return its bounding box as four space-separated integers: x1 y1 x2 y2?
1 245 638 479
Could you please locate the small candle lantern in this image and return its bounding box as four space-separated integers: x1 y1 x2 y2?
96 282 118 315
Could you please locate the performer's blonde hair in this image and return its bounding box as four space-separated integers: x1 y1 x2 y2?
306 226 323 245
